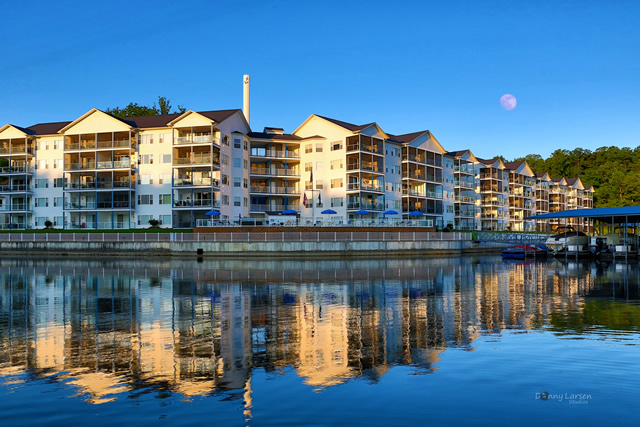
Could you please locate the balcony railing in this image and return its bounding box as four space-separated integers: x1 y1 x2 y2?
175 135 219 145
346 202 385 211
250 168 300 177
250 149 300 159
0 166 33 174
173 199 220 208
0 184 32 192
250 204 299 213
346 163 384 173
0 204 32 211
173 178 219 187
454 196 475 203
64 181 133 190
173 154 218 165
65 201 132 209
347 183 384 192
454 181 475 189
250 186 300 194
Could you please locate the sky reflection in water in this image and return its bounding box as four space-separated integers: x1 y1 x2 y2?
0 256 639 425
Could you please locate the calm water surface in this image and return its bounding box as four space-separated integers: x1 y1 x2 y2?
1 256 639 426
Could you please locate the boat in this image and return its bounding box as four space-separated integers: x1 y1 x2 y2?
501 245 537 259
545 226 589 256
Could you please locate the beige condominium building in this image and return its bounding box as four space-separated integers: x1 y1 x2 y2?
0 76 593 230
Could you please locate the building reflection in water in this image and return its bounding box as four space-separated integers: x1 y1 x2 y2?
0 256 638 412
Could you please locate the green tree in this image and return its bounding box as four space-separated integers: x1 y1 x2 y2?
106 96 185 118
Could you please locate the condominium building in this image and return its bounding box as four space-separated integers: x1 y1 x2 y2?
0 80 594 230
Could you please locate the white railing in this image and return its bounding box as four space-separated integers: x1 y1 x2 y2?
0 231 471 243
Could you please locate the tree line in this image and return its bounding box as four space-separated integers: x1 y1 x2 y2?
511 147 640 208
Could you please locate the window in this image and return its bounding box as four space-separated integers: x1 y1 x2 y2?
36 217 47 226
54 216 63 227
233 158 241 168
316 180 323 189
331 159 343 169
244 197 248 207
54 159 62 169
316 143 323 152
221 154 229 165
159 215 171 225
243 178 248 188
234 196 241 207
234 138 242 149
162 154 171 164
244 159 248 169
141 154 154 164
35 178 48 188
222 195 229 205
244 141 248 151
54 178 64 188
39 160 48 169
54 197 63 207
331 197 343 207
447 206 454 213
331 178 343 188
159 133 169 144
140 175 152 185
234 177 241 187
159 194 171 204
316 161 323 171
222 135 229 146
331 141 342 151
305 162 312 172
53 140 61 150
305 181 312 190
222 174 229 185
305 144 312 153
138 215 152 226
159 174 170 184
35 198 48 207
141 134 154 144
137 195 153 205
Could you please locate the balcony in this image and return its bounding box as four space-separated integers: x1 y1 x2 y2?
250 204 299 213
64 181 134 190
64 201 132 210
250 167 300 177
402 189 426 197
173 178 219 187
454 180 475 189
173 199 220 208
346 202 385 211
454 196 475 203
454 165 474 174
250 186 300 195
0 184 32 193
0 204 32 211
346 163 383 173
173 153 217 166
0 166 33 174
402 154 426 163
347 182 384 192
175 135 219 145
250 149 300 159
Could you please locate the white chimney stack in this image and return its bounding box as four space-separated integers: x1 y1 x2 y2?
243 74 250 125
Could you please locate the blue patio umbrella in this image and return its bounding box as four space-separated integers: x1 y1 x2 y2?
321 209 337 215
408 211 423 216
205 210 221 215
383 210 398 215
354 210 370 215
282 209 298 215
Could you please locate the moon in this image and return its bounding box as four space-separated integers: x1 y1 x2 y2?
500 94 517 110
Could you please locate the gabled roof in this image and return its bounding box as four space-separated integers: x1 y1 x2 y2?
551 177 568 185
27 121 71 135
0 124 36 136
387 130 429 144
248 132 303 141
123 113 181 128
476 158 506 169
58 108 135 133
446 149 478 162
585 185 595 192
503 161 525 170
536 172 551 181
315 115 374 132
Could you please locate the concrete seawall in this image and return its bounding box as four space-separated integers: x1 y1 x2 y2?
0 239 504 257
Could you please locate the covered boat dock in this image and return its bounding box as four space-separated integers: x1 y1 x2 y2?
527 206 640 259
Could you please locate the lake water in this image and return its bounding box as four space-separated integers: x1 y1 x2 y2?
0 255 639 426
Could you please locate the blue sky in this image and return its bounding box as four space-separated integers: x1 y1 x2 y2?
1 0 638 160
